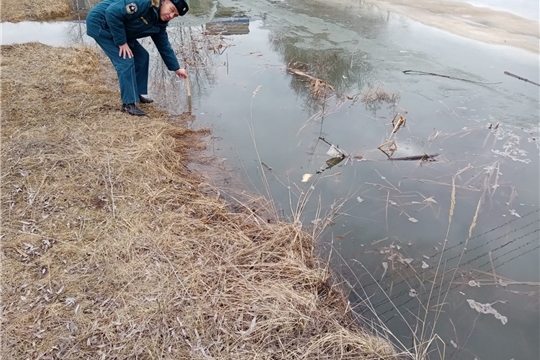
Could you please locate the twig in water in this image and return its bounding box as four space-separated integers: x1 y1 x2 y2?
504 71 540 87
377 139 397 158
403 70 501 85
261 162 272 171
391 113 406 134
390 153 439 161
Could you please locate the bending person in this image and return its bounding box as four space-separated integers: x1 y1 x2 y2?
87 0 189 116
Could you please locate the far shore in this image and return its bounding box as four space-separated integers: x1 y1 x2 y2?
366 0 539 53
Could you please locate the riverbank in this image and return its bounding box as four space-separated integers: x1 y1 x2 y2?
0 41 399 359
363 0 539 53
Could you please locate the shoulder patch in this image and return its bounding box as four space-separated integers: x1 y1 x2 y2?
126 2 138 14
151 0 159 8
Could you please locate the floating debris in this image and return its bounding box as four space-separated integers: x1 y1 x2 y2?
468 280 481 287
450 340 458 348
402 258 413 265
327 157 344 168
509 209 521 218
378 139 398 159
409 289 418 297
301 174 313 183
391 113 406 134
326 144 345 158
356 196 364 203
319 137 348 157
287 67 334 99
408 217 418 223
421 261 429 269
390 153 439 162
381 261 388 281
466 299 508 325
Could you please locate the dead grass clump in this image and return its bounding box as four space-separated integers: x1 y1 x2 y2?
1 0 72 22
1 43 398 359
287 63 335 100
361 84 401 108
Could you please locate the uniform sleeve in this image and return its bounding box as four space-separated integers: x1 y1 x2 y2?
151 27 181 71
105 0 149 46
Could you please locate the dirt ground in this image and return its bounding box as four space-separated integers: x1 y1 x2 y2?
0 40 399 359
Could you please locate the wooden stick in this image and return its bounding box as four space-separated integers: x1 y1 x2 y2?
390 153 439 161
185 76 192 113
504 71 540 87
402 70 501 84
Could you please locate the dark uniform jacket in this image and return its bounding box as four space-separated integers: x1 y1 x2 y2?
86 0 180 71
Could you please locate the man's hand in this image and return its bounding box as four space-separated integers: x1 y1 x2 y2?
118 44 133 59
175 68 188 79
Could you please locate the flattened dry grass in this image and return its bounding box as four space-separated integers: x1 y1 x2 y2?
1 43 399 359
1 0 72 22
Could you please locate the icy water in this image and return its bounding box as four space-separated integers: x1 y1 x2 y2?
450 0 540 21
2 0 539 358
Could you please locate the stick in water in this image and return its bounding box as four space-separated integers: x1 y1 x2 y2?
503 71 540 87
185 76 192 113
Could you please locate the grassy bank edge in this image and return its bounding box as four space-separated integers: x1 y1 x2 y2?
0 42 401 359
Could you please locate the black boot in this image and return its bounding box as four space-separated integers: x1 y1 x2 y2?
139 95 154 104
121 103 147 116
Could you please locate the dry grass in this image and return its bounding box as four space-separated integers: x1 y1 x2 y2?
1 43 399 359
287 65 335 101
1 0 72 22
361 84 401 109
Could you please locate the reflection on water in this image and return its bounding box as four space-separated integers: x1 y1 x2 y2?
0 21 92 46
206 5 250 35
268 29 371 115
144 25 224 116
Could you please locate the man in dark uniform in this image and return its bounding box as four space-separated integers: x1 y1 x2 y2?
86 0 189 116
